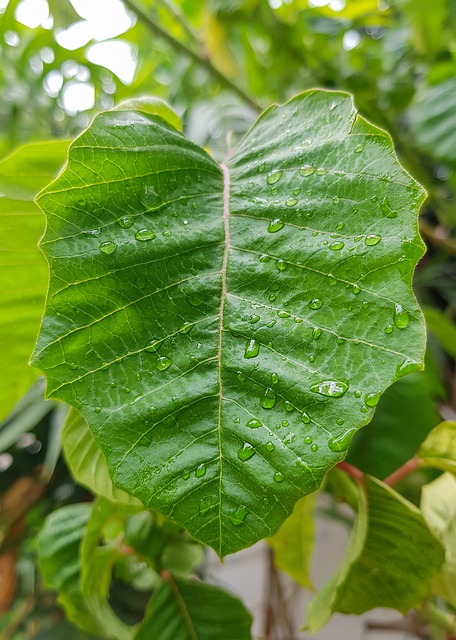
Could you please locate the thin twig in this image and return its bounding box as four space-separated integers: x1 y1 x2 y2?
336 461 364 483
122 0 261 112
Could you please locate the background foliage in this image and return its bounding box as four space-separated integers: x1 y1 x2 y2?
1 0 456 638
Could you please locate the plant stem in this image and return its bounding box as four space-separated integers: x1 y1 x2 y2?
420 601 456 636
383 457 422 486
328 467 360 512
157 0 200 44
337 461 364 483
122 0 261 112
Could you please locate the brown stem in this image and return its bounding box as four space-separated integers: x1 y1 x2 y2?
383 457 421 486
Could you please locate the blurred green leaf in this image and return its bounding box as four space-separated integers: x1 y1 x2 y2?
423 307 456 359
347 372 441 478
306 476 444 632
37 504 105 637
134 576 253 640
421 472 456 608
63 408 142 506
0 140 69 421
268 493 315 589
418 421 456 474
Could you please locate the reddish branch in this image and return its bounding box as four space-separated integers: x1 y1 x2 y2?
336 461 364 483
383 457 421 486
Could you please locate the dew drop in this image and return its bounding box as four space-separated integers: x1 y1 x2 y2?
244 339 260 359
250 314 260 324
332 196 340 204
284 401 294 412
329 241 344 251
316 167 328 175
304 435 313 444
300 165 315 177
312 327 322 340
308 355 315 363
365 235 381 246
237 371 246 382
354 143 364 153
99 241 116 255
95 406 101 413
273 471 285 483
84 228 101 237
271 373 279 384
380 196 397 218
182 471 190 480
308 298 323 310
230 505 248 526
285 197 298 207
395 358 420 378
179 321 194 334
301 412 311 424
265 441 276 452
156 356 172 371
276 259 287 271
284 432 295 445
261 387 276 409
352 284 361 295
328 429 355 452
195 463 206 478
393 304 409 329
268 294 277 302
199 498 210 515
259 254 271 263
267 170 283 185
281 420 289 427
311 379 348 398
365 390 381 407
237 442 256 462
266 319 277 327
246 418 262 429
135 228 156 241
117 215 134 229
354 390 362 398
310 444 318 452
268 218 285 233
258 162 266 173
384 324 394 334
277 310 290 318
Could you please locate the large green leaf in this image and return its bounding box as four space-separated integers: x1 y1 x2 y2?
0 140 69 420
306 476 444 632
32 90 426 555
37 504 105 637
134 576 252 640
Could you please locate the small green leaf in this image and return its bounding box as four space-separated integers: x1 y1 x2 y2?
268 493 315 589
63 407 142 506
418 421 456 473
306 476 444 632
134 577 253 640
37 504 104 637
33 91 426 555
0 140 69 420
410 78 456 162
421 472 456 608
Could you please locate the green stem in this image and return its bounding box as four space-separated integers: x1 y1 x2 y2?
157 0 200 44
327 467 360 512
420 601 456 636
122 0 261 112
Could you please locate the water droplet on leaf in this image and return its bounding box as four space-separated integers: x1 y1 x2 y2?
267 170 283 185
267 218 285 233
261 388 276 409
311 379 348 398
156 356 172 371
135 228 156 241
244 339 260 359
99 241 116 255
237 442 256 462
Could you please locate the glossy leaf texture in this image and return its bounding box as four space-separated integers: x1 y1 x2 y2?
32 91 426 555
306 477 444 632
134 577 252 640
0 140 69 420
